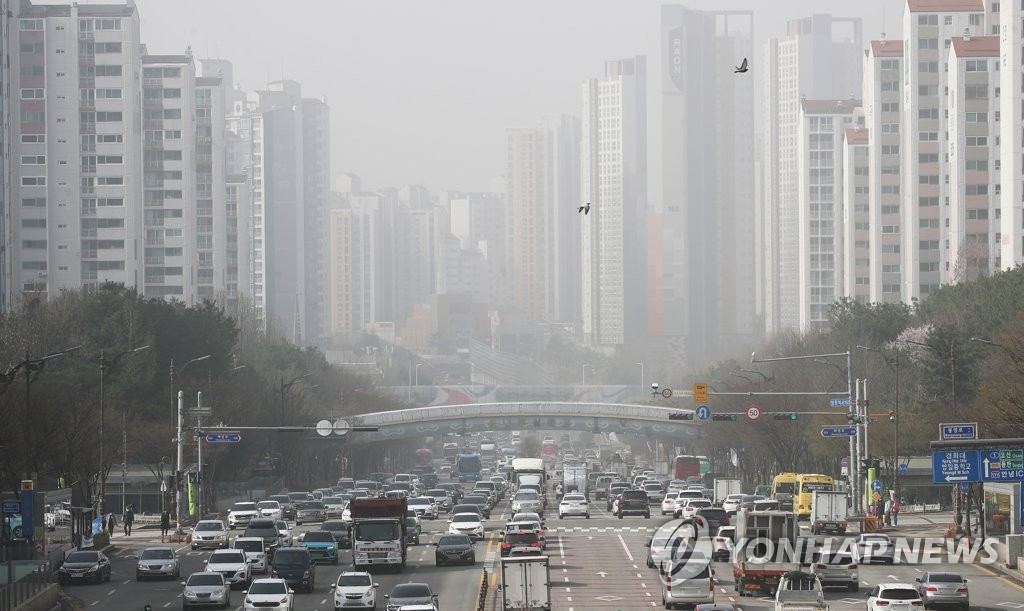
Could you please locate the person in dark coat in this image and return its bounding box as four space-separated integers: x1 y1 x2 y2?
160 510 171 537
123 506 135 536
105 512 116 537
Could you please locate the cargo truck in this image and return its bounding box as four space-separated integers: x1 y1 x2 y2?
774 570 829 611
809 490 848 535
732 510 809 597
350 498 407 572
511 458 547 491
714 478 742 504
562 462 588 496
499 555 551 610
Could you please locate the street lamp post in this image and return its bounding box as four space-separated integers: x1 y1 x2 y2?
582 364 591 386
171 354 211 534
635 363 644 392
98 345 150 516
857 345 901 497
415 363 423 386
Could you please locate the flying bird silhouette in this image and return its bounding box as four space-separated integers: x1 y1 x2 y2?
578 202 591 215
735 57 749 73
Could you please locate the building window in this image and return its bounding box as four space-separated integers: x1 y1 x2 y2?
918 85 939 96
21 177 46 186
918 37 938 49
96 111 123 122
95 18 121 30
965 85 988 99
965 160 988 171
20 89 45 100
882 225 900 234
918 61 939 72
919 132 939 141
920 196 939 207
920 174 940 184
967 209 989 219
966 136 988 146
97 177 124 186
919 107 939 119
21 155 46 165
19 19 43 30
883 264 900 273
965 60 988 72
965 184 989 195
918 14 938 25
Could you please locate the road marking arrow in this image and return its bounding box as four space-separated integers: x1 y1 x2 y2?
984 458 991 478
596 571 607 578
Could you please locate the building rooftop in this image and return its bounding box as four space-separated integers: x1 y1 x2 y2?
19 0 136 18
870 39 904 57
951 35 999 57
800 98 861 114
845 128 869 145
906 0 983 13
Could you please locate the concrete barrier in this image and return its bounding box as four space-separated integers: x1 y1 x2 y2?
11 583 58 611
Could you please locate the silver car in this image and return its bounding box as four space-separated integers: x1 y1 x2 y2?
134 546 179 581
915 572 969 609
809 550 858 592
182 571 231 610
192 520 231 550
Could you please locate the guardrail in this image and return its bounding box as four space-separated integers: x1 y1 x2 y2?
477 568 489 610
0 559 56 610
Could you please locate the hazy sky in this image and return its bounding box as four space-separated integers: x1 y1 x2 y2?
112 1 891 192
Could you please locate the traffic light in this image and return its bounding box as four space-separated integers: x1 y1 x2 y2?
712 413 738 421
773 413 798 420
669 412 695 421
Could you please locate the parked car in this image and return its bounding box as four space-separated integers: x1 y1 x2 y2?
915 572 969 609
269 547 316 593
333 571 379 610
192 520 231 550
181 571 231 610
134 546 179 581
241 577 293 611
205 549 251 589
435 533 476 566
59 550 111 585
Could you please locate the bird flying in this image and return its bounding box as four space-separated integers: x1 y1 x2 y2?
578 202 591 215
735 57 749 73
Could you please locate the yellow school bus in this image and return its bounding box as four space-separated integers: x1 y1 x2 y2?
771 472 799 497
794 473 835 518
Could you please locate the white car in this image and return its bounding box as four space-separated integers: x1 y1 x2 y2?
677 498 712 519
205 549 251 589
511 491 542 513
228 502 260 530
711 526 735 562
558 494 590 519
722 493 745 514
334 571 379 609
448 512 485 540
866 583 924 610
192 520 231 550
274 520 292 547
233 537 268 575
323 496 346 519
256 501 283 521
511 512 544 528
661 491 680 516
243 577 293 611
854 533 896 564
407 497 438 520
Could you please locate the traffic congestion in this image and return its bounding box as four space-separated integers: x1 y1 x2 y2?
59 431 1024 610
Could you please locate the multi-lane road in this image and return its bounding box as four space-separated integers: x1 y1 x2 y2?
65 488 1024 610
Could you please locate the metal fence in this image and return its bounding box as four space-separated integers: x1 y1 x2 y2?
0 558 56 611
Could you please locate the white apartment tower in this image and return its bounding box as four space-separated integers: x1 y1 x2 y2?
948 35 1000 281
863 39 905 302
762 15 862 333
141 51 196 301
658 6 755 361
1000 1 1024 268
797 98 861 330
10 1 143 301
901 0 986 299
301 97 330 344
843 127 871 303
581 56 647 347
328 193 388 339
194 74 228 304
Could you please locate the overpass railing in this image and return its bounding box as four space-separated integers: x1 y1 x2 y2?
352 402 683 427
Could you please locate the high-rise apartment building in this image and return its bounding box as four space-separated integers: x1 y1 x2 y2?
863 39 905 303
301 97 329 344
1000 1 1024 269
10 1 143 302
194 73 227 304
657 6 755 361
762 15 862 333
581 56 647 347
394 206 434 325
1 0 10 309
901 0 986 299
842 126 871 303
948 34 1000 281
141 51 196 301
544 115 581 325
797 99 861 330
328 193 389 339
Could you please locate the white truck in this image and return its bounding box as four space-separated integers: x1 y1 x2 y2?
809 490 848 535
774 570 829 611
500 555 551 610
562 462 588 496
714 478 742 504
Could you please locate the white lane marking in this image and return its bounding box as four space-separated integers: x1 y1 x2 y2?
617 534 634 562
163 603 172 608
567 596 572 601
633 564 638 569
566 587 571 593
122 580 130 584
90 602 99 606
645 591 652 597
107 589 116 596
640 582 647 588
558 535 565 558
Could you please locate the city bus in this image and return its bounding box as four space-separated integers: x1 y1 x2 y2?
673 455 702 482
415 448 433 468
794 473 835 518
771 472 799 497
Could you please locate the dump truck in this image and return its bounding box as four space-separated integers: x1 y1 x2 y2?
349 498 407 572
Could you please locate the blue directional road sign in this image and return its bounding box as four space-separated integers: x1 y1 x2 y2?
829 397 851 408
2 501 19 514
205 433 242 443
820 426 857 438
695 405 711 421
898 463 908 474
982 449 1024 482
940 423 977 440
871 479 884 492
932 449 981 484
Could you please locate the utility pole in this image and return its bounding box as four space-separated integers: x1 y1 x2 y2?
175 390 185 534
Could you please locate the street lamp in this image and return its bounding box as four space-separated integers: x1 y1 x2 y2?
857 344 901 497
582 364 592 386
97 344 150 516
415 363 424 386
171 354 211 534
635 363 644 392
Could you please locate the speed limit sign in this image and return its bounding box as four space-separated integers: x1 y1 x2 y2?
746 405 761 421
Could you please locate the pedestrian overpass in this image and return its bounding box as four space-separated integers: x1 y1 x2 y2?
346 401 698 441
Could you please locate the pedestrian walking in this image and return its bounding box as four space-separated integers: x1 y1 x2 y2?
876 499 886 527
884 498 893 527
105 512 116 537
160 510 170 537
124 505 135 536
891 499 900 526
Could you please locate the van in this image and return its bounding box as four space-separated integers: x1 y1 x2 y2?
660 549 714 607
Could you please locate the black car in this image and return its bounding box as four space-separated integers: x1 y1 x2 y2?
406 517 422 545
243 519 283 557
462 495 492 518
384 582 438 611
321 520 352 549
269 547 315 593
439 483 464 503
59 550 112 585
606 485 630 511
616 490 651 518
435 533 475 566
268 494 296 520
500 531 543 557
693 508 729 534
